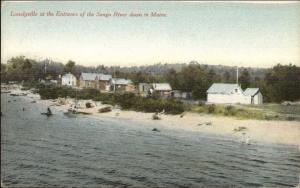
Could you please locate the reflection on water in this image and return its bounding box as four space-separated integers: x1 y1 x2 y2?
1 94 300 187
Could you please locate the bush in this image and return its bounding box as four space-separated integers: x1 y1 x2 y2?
198 101 205 106
163 99 184 114
264 115 271 120
286 116 295 121
93 93 115 105
207 104 216 113
38 84 59 99
22 81 39 89
37 85 185 115
197 107 205 113
224 105 236 116
115 93 136 109
37 85 101 100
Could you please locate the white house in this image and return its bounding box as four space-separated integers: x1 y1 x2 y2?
61 73 77 86
244 88 263 105
207 83 262 105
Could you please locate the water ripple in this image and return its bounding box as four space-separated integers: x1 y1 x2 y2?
1 93 300 187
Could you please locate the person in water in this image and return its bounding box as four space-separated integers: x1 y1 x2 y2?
41 107 53 116
47 107 52 115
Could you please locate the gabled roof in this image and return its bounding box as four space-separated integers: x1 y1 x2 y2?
111 78 132 85
139 83 151 86
81 73 98 81
62 73 76 79
207 83 241 94
96 74 112 81
152 83 172 91
81 73 112 81
244 88 260 96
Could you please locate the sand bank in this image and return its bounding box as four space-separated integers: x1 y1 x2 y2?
51 97 300 146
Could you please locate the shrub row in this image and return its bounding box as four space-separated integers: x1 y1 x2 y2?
37 84 184 114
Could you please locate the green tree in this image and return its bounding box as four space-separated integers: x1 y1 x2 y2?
178 65 209 99
166 68 180 90
64 60 76 74
96 65 107 73
207 69 220 84
265 64 300 102
1 63 7 81
5 56 39 82
222 71 232 82
239 69 250 90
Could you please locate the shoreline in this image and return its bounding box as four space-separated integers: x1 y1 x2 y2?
2 87 300 146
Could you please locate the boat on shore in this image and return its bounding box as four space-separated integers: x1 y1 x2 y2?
1 90 11 93
10 92 28 96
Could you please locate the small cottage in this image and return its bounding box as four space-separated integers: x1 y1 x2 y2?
79 73 98 88
79 73 112 91
61 73 77 87
151 83 172 97
110 78 136 92
95 74 112 92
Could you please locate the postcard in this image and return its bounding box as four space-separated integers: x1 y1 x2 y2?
1 1 300 187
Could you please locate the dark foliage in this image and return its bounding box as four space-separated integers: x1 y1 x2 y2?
37 85 184 114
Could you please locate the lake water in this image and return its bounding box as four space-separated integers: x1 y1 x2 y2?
1 93 300 187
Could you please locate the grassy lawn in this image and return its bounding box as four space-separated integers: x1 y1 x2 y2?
250 103 300 115
190 103 300 121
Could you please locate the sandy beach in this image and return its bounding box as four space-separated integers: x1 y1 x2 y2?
4 87 300 146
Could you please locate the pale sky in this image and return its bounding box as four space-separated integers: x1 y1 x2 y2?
1 1 300 67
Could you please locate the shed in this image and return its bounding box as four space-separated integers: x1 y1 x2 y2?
110 78 135 92
244 88 263 105
151 83 172 97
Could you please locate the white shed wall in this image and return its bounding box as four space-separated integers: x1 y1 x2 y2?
207 93 251 104
253 92 263 104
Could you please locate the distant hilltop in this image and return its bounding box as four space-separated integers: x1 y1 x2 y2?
106 61 267 80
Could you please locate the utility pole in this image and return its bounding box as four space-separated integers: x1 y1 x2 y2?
44 61 47 74
236 66 239 85
113 66 116 93
44 60 47 80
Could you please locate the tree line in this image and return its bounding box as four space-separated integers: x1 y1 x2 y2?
1 56 299 103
